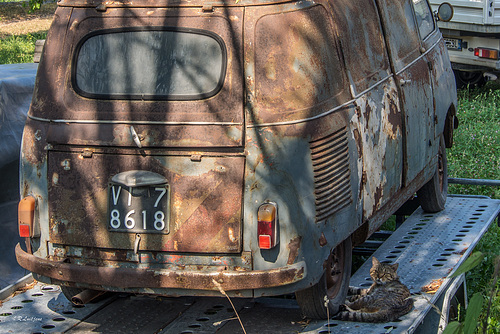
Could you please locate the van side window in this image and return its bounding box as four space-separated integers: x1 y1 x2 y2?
412 0 435 40
374 0 421 72
332 0 390 94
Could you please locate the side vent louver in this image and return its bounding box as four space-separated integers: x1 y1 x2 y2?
310 128 351 222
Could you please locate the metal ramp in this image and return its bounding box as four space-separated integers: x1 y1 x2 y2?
0 195 499 333
303 195 500 333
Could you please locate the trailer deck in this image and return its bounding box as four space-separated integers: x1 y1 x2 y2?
0 195 499 333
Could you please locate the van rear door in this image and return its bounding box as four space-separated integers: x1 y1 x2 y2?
35 5 245 253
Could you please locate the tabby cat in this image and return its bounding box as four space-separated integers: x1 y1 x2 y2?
334 256 413 323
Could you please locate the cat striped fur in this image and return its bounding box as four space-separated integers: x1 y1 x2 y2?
334 257 414 323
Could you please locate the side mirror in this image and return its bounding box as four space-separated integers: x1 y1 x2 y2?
436 2 454 22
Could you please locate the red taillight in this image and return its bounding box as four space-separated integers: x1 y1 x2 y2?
257 203 278 249
474 48 499 60
18 196 36 238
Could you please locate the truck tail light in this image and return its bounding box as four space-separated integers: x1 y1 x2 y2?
18 196 36 238
474 48 499 60
257 202 278 249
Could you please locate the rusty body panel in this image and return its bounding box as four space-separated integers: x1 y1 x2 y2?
18 0 456 303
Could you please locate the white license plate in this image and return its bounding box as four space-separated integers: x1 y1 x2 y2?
444 38 462 51
107 183 170 234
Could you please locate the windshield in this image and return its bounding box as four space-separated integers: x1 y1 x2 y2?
73 28 226 100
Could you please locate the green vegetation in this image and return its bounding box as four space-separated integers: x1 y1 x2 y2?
447 83 500 334
0 32 46 63
0 0 44 11
449 83 500 199
0 2 54 64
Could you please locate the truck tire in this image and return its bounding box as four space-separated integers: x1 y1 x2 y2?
454 70 486 89
295 237 352 319
418 135 448 213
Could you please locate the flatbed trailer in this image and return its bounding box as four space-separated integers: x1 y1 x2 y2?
1 195 499 333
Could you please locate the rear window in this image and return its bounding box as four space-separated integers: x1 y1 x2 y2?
73 28 226 100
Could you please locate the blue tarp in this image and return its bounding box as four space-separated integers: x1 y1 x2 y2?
0 63 38 168
0 64 37 290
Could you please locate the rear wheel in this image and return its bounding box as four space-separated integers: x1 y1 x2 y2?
417 135 448 212
295 237 352 319
454 70 486 89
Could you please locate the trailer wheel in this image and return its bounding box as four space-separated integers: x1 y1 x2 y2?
418 135 448 212
454 70 486 89
295 237 351 319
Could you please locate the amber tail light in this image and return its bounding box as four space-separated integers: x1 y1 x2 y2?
18 196 36 237
257 202 278 249
474 48 499 60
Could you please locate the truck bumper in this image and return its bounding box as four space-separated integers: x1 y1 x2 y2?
15 243 305 291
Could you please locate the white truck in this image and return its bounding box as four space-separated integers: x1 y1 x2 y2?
430 0 500 87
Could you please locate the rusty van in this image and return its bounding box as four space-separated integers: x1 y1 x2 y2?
16 0 457 319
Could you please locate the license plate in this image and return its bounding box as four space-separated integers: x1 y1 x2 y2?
444 38 462 51
107 183 170 234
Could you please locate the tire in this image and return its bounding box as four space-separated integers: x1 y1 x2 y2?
454 70 486 89
295 237 352 319
417 135 448 213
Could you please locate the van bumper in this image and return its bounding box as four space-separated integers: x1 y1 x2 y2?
15 243 305 291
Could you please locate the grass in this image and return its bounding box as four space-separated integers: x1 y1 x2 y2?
450 82 500 333
0 2 54 63
449 83 500 199
0 31 45 63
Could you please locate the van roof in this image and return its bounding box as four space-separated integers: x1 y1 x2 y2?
58 0 292 7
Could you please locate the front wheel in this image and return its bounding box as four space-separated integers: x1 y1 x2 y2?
417 135 448 212
295 237 352 319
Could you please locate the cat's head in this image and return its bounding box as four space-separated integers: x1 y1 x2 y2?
369 257 399 284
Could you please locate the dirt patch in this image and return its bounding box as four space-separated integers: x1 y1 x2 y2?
0 17 52 38
0 2 56 37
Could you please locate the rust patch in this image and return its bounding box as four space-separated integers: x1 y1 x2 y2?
373 186 383 213
353 128 362 159
287 236 302 265
454 248 468 255
318 233 327 247
364 103 372 126
387 93 401 138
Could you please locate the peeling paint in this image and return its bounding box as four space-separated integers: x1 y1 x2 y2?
287 236 302 265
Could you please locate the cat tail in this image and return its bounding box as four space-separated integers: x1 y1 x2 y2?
335 297 414 323
334 308 394 323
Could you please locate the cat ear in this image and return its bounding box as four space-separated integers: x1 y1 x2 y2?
372 257 380 266
392 263 399 271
